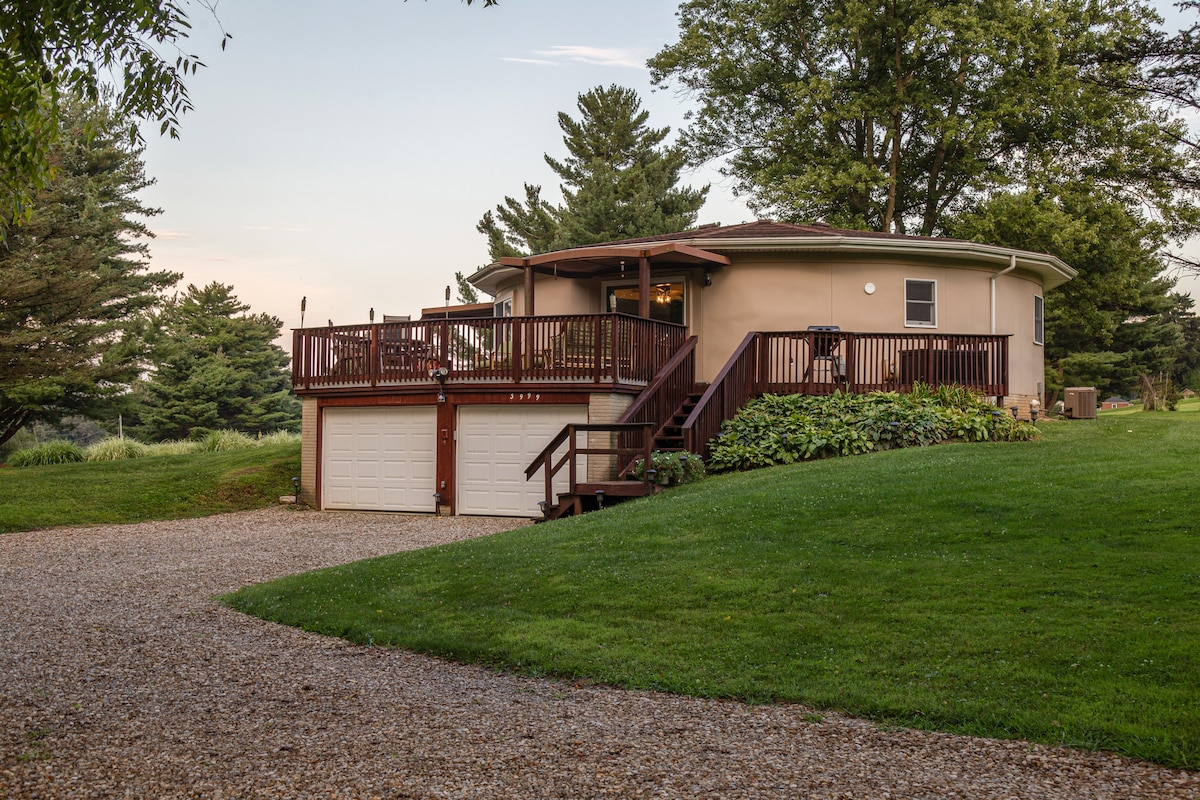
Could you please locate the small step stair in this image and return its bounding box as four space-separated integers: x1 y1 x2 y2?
539 481 650 521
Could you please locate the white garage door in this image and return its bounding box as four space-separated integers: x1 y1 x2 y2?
457 405 587 517
323 407 437 512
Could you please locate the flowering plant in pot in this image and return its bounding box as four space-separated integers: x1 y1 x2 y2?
632 450 706 486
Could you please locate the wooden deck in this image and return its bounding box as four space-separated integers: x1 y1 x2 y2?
292 313 688 392
682 330 1010 458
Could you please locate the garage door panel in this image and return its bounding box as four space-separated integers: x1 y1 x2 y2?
457 405 586 517
323 407 436 512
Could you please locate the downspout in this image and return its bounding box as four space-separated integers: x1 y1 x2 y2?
991 255 1017 334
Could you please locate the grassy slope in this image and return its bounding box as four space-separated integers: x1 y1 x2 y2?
0 443 300 533
226 415 1199 768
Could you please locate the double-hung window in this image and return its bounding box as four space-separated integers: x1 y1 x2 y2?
1034 295 1044 345
904 279 937 328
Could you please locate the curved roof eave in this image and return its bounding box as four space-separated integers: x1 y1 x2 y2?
688 235 1077 289
466 234 1077 294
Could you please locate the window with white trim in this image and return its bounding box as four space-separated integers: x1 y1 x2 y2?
494 296 513 317
1034 295 1044 345
904 279 937 328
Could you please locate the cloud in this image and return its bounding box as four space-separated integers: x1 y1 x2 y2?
500 57 556 66
513 45 646 70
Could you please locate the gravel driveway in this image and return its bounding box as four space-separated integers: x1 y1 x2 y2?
1 507 1195 799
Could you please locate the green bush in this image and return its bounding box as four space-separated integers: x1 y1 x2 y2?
7 441 86 467
197 430 257 452
85 437 149 462
708 385 1035 472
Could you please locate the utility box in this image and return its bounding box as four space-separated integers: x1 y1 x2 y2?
1063 387 1097 419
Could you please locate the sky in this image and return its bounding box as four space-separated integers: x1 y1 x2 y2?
137 0 1200 348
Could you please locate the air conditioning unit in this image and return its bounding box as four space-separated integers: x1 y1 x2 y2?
1063 387 1097 419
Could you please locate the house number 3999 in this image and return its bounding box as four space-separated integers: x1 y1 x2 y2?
509 393 542 401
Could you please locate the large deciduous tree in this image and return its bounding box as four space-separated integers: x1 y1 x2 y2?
648 0 1197 237
136 282 300 441
0 1 230 227
0 96 178 447
478 85 709 260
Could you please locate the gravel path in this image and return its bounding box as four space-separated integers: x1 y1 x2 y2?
1 507 1195 799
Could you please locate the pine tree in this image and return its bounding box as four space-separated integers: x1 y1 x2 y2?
136 283 300 440
0 95 178 447
478 85 709 260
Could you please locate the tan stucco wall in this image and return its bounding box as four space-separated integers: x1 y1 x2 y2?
300 397 318 507
505 252 1048 400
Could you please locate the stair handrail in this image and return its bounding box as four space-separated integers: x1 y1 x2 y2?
525 422 655 513
680 331 761 458
616 335 697 425
614 336 697 476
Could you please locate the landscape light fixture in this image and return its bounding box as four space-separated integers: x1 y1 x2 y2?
1010 406 1019 419
595 489 605 510
291 476 299 498
433 493 442 516
1030 398 1041 423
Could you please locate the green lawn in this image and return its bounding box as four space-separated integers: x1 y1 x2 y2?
1098 395 1199 416
0 443 300 533
226 413 1199 768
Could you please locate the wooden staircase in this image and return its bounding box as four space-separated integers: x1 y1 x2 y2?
648 386 705 454
528 337 705 521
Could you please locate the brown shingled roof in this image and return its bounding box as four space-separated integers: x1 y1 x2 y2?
591 219 967 247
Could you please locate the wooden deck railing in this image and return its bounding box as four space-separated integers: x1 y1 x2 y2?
682 331 761 458
683 331 1010 458
292 313 689 389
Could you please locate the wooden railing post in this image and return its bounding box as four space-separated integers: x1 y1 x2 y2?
512 318 524 383
369 324 379 387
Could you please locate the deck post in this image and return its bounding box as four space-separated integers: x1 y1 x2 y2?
524 262 535 316
638 254 650 319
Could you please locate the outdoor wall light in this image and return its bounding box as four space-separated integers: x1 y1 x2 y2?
704 267 713 286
